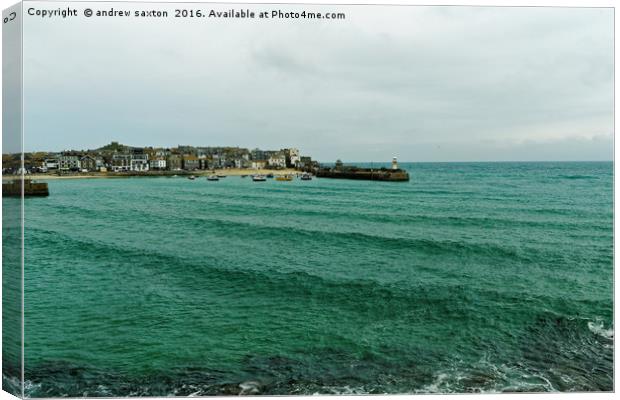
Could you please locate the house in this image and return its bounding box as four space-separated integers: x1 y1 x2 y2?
80 155 97 172
298 156 313 169
149 158 167 170
44 158 59 170
283 148 300 168
182 155 199 170
196 148 211 159
130 153 149 171
153 148 169 158
167 154 182 171
223 159 236 168
59 155 81 171
199 158 212 170
251 148 266 161
177 145 196 155
268 152 287 168
234 158 252 169
212 154 225 168
111 154 131 172
251 160 267 169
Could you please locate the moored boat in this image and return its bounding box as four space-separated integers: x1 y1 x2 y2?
188 175 196 180
275 175 293 181
252 175 267 182
300 173 312 181
207 175 219 181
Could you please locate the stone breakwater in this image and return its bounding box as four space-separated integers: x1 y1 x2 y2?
316 167 410 181
2 179 49 197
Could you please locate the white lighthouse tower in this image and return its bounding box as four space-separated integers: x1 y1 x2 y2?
391 157 399 170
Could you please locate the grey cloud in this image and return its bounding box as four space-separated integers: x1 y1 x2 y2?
18 4 613 161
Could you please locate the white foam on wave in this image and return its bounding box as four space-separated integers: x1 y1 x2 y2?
588 319 614 340
313 385 368 395
239 380 261 395
417 372 455 393
417 357 558 394
23 378 42 398
2 374 23 396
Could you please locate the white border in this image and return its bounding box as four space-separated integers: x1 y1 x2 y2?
0 1 616 400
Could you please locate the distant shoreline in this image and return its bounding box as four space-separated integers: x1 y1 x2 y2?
2 168 299 181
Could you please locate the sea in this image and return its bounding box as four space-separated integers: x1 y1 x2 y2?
2 162 614 396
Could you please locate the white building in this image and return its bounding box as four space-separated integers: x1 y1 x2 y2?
154 149 168 158
149 158 167 170
268 153 286 168
44 159 59 170
130 154 149 171
285 148 300 167
251 160 267 169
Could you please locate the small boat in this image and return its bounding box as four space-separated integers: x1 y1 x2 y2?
217 175 226 178
252 175 267 182
240 175 248 178
276 175 293 181
266 173 274 178
188 175 196 180
207 175 219 181
300 173 312 181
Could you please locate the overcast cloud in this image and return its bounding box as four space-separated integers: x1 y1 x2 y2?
21 3 613 161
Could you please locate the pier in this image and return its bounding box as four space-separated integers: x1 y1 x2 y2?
2 179 49 197
316 158 410 182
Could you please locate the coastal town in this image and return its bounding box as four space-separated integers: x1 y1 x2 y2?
1 142 320 176
2 143 408 198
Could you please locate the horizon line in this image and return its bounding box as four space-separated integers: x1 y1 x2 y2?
331 160 613 163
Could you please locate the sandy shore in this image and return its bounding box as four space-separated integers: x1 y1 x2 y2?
3 168 300 181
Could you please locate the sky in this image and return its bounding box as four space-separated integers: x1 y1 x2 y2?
18 2 614 161
2 1 22 155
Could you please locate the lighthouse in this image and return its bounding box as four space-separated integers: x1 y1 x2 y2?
391 157 399 170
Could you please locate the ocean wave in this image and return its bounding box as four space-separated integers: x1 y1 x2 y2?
24 226 480 320
416 360 558 394
38 183 609 235
587 318 614 340
26 216 540 269
165 216 538 262
517 312 613 392
18 166 614 398
22 349 434 397
559 175 598 180
23 338 611 398
24 224 613 331
2 372 23 397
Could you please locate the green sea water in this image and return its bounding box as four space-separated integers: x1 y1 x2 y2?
5 162 614 396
